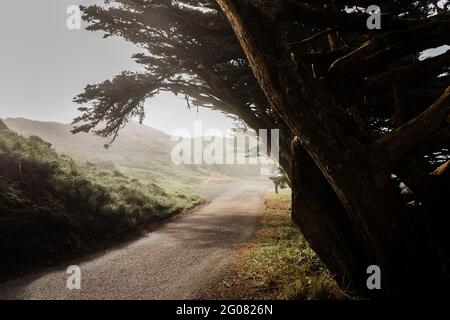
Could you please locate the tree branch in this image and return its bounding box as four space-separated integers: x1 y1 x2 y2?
374 86 450 165
328 16 450 81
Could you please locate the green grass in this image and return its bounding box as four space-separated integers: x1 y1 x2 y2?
250 190 348 299
206 189 349 300
0 120 201 278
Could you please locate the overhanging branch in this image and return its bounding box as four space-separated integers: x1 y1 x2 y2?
374 86 450 165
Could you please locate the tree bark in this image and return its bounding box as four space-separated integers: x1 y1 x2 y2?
290 139 372 296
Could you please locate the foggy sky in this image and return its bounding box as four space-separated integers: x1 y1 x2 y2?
0 0 235 136
1 1 447 137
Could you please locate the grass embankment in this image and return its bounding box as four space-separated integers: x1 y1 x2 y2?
207 189 349 300
0 120 201 278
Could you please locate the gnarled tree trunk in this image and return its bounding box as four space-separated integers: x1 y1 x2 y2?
217 0 450 299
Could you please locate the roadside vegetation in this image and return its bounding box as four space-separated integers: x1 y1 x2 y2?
207 189 350 300
0 120 201 278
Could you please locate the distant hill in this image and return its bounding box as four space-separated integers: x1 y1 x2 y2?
3 118 184 185
3 118 172 159
3 118 261 187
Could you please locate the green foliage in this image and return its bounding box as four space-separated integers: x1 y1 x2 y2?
0 121 201 277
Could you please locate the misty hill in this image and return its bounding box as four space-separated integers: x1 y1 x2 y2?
3 118 261 187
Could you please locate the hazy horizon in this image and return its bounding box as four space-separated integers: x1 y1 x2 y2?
0 0 235 137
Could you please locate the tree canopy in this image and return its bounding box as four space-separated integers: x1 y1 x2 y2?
73 0 272 141
74 0 450 299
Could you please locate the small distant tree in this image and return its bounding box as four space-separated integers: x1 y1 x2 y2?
270 168 288 194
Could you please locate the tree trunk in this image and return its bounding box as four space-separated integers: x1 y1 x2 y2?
290 140 372 296
217 0 450 298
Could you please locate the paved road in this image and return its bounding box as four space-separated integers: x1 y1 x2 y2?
0 180 271 300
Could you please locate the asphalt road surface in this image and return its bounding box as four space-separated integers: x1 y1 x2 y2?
0 180 271 300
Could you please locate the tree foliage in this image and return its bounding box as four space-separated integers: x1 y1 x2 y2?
73 0 273 142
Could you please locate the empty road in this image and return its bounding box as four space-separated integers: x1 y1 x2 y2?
0 180 271 300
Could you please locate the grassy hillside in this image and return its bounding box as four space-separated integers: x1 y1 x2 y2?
3 118 262 188
0 120 201 278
